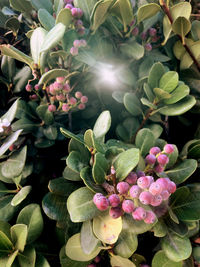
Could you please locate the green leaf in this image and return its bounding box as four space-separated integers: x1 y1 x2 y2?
0 195 17 221
30 27 47 65
11 186 32 206
54 0 64 15
110 255 136 267
84 129 105 153
153 87 171 101
165 145 178 169
11 224 27 252
60 127 84 145
141 97 157 109
180 41 200 70
91 0 114 32
0 129 22 158
43 125 58 140
42 192 68 222
56 8 72 27
113 148 140 181
1 55 16 82
137 3 161 23
80 167 105 194
49 178 78 196
80 220 101 255
165 159 197 184
145 124 163 139
122 214 155 235
5 17 20 36
10 0 33 12
152 221 167 237
113 228 138 258
148 62 166 90
63 166 81 181
65 233 101 261
159 71 179 93
164 84 190 105
18 246 36 267
120 41 144 60
1 99 20 123
93 212 122 244
161 231 192 262
0 229 13 250
152 250 183 267
67 151 88 173
12 118 38 132
0 45 33 68
36 105 54 125
165 219 188 238
191 21 200 41
38 8 55 31
74 0 96 21
135 128 155 157
192 247 200 264
17 204 43 244
1 146 27 179
39 69 68 85
116 117 140 142
170 187 200 221
172 17 191 42
0 250 18 267
92 153 109 184
60 246 91 267
67 187 100 222
124 93 142 116
162 2 192 45
159 95 196 116
93 110 111 141
35 254 50 267
13 66 32 93
30 0 53 13
40 23 66 53
69 139 90 159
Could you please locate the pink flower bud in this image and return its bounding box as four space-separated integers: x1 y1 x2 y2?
164 144 174 154
144 211 157 224
70 46 78 56
48 104 56 112
132 207 146 220
78 103 85 110
81 96 88 103
75 91 83 98
62 103 70 112
69 97 77 105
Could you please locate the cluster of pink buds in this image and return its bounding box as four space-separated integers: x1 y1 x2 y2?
93 144 176 224
64 0 85 36
86 256 101 267
46 77 88 112
70 39 87 56
145 144 175 173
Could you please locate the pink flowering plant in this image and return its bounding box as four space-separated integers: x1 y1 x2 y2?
0 0 200 266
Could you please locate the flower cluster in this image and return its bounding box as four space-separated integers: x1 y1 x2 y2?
64 0 85 36
93 144 176 224
70 39 87 56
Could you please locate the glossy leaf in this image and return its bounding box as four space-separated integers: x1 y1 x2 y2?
0 195 16 221
93 212 122 244
0 129 22 158
135 128 155 157
18 246 36 267
152 250 182 267
74 0 96 21
63 166 81 181
152 221 167 237
120 41 144 60
30 0 53 13
159 95 196 116
172 17 191 43
137 3 161 23
30 27 47 65
0 45 33 68
165 219 188 237
93 110 111 140
80 167 105 194
80 220 101 255
170 187 200 221
110 255 136 267
11 186 32 206
113 229 138 258
36 105 54 125
165 144 178 169
159 71 179 93
17 204 44 244
65 233 101 262
56 8 72 27
116 117 140 142
38 8 55 31
113 148 140 181
1 146 27 179
39 69 68 85
0 229 13 250
40 23 66 53
0 250 18 267
10 0 32 12
191 20 200 41
67 151 88 173
165 159 197 184
11 224 27 252
42 193 68 221
153 87 171 101
91 0 114 32
67 187 100 222
92 153 109 184
124 93 142 116
148 62 166 90
164 84 190 105
161 231 192 262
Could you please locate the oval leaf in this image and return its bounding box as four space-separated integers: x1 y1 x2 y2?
11 186 32 206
